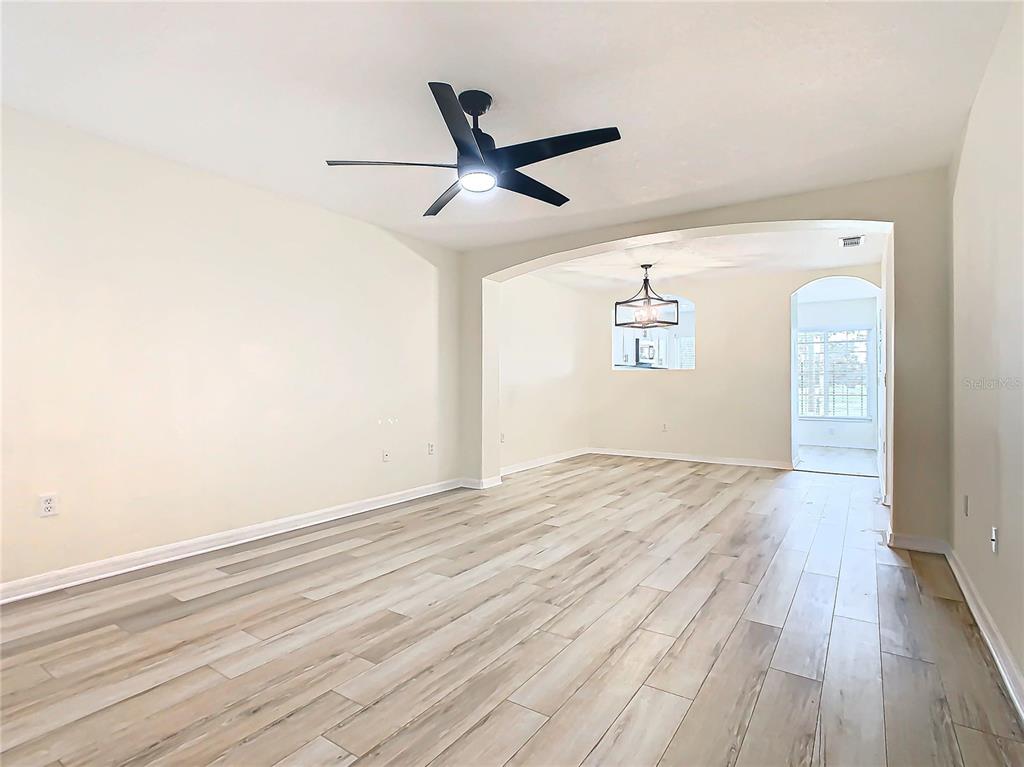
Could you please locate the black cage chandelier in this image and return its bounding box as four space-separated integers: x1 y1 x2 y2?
614 264 679 328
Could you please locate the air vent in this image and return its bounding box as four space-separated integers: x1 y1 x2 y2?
841 235 863 248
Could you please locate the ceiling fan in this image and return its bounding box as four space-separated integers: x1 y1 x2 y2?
326 82 621 216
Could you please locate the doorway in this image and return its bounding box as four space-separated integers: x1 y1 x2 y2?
791 276 883 479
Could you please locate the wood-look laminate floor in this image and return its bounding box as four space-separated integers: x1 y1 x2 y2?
2 455 1021 767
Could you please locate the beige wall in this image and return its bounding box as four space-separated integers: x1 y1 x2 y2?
498 276 601 469
463 169 951 541
950 7 1023 669
591 266 881 464
498 265 880 471
2 109 461 581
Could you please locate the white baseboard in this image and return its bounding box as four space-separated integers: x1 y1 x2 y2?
459 476 502 490
886 532 951 555
589 447 791 471
0 477 469 604
500 447 789 478
501 448 591 477
947 549 1024 724
886 533 1023 724
2 448 787 603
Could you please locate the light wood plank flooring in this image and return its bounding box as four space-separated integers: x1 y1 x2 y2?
1 455 1020 766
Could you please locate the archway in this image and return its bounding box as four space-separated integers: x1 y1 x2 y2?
790 276 885 494
474 220 894 508
461 176 970 542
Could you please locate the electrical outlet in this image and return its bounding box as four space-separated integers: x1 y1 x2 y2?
963 494 969 517
991 526 998 553
427 442 435 455
38 494 58 518
382 449 391 463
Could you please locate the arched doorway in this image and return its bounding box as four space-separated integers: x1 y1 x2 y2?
791 276 884 491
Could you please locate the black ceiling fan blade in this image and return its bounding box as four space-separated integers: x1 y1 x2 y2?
326 160 456 168
428 82 483 163
489 127 621 170
423 180 461 217
497 170 569 207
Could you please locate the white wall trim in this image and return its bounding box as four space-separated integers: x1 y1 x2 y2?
886 532 951 555
887 533 1023 724
501 448 592 477
590 447 792 470
459 476 502 490
501 447 790 476
947 549 1024 724
0 477 469 604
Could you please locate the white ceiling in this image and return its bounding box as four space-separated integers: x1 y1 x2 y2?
2 2 1007 250
537 222 888 289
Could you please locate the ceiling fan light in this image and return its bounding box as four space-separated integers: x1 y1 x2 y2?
460 171 496 193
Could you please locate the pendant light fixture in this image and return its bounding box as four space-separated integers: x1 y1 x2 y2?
614 264 679 328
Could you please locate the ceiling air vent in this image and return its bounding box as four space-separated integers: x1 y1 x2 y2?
841 235 864 248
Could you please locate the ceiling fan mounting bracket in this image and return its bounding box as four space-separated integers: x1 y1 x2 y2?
458 89 493 118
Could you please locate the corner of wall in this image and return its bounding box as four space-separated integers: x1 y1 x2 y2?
946 0 1024 692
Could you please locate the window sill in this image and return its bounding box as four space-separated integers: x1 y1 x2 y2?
612 365 695 372
798 416 873 423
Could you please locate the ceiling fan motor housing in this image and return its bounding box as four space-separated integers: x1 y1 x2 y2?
460 129 498 179
459 89 497 175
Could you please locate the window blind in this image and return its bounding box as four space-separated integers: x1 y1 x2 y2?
797 329 870 418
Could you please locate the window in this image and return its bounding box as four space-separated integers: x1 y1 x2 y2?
797 329 871 418
612 296 695 370
677 336 696 369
